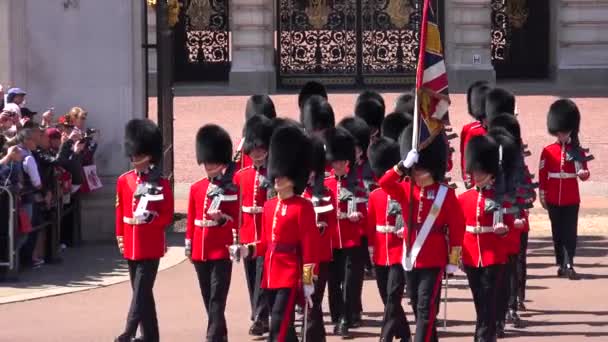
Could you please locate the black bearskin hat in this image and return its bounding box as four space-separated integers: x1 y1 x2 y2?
196 124 232 165
381 112 413 142
243 115 274 154
467 81 490 120
309 136 327 179
356 90 386 116
245 95 277 121
124 119 163 164
298 81 328 110
487 130 521 195
338 116 371 155
399 124 446 182
268 125 312 194
272 117 303 132
485 88 515 122
393 91 415 115
465 135 501 176
300 95 335 133
547 98 580 135
368 136 400 178
488 113 522 147
354 97 385 131
323 126 356 163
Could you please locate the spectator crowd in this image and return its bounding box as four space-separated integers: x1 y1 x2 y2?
0 84 99 275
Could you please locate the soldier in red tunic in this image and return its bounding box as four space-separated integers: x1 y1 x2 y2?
234 95 276 171
242 125 320 342
186 124 239 342
367 137 412 342
301 136 337 342
115 119 174 342
540 99 592 280
460 81 490 188
233 115 275 335
459 133 518 342
487 113 534 329
338 116 374 324
323 127 368 338
379 124 466 342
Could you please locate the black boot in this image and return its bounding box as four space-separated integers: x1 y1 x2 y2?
114 333 132 342
335 319 351 339
566 266 579 280
517 299 527 311
557 266 566 277
496 321 506 338
248 319 269 336
351 312 362 328
509 309 523 328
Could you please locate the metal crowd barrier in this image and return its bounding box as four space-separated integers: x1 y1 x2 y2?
0 179 81 276
0 186 16 271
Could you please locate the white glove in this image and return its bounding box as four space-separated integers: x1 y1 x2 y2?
514 218 525 229
446 264 459 274
303 284 315 307
395 227 404 238
185 239 192 258
493 222 509 236
228 244 241 261
240 244 251 259
348 211 363 222
401 149 419 169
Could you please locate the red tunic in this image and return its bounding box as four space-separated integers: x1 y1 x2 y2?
255 196 320 289
378 169 465 269
302 187 337 264
458 188 513 267
539 142 590 206
115 170 174 260
186 177 239 261
233 137 253 172
460 122 487 183
366 188 406 266
233 166 271 244
324 176 368 249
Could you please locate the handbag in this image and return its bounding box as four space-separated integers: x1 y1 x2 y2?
18 207 32 234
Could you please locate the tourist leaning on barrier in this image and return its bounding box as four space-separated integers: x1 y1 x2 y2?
114 119 174 342
186 124 238 342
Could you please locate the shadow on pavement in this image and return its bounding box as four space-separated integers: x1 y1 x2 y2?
0 233 183 291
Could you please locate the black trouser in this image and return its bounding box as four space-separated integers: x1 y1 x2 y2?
376 264 411 341
328 247 359 325
305 262 329 341
361 236 373 271
244 256 268 322
194 259 232 342
354 237 367 317
517 232 529 303
266 288 298 342
123 259 160 342
498 255 518 323
465 264 502 342
406 267 443 342
548 204 579 267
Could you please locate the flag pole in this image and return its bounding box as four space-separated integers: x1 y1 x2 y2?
406 0 430 261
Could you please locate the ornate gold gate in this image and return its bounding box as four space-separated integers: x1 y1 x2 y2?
278 0 442 87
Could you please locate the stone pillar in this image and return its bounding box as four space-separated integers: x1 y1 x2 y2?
444 0 495 91
554 0 608 86
0 0 11 85
7 0 146 241
229 0 276 93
